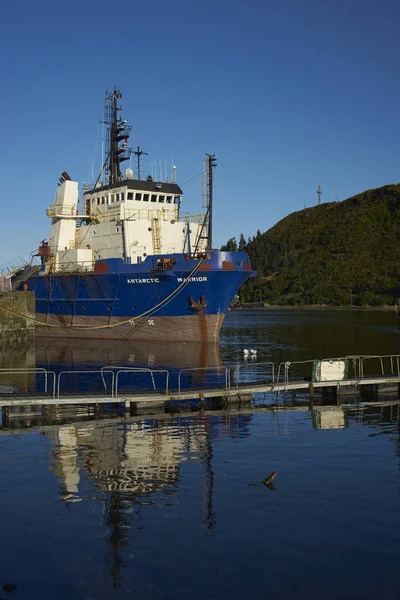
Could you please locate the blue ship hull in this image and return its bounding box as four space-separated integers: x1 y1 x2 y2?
22 251 254 341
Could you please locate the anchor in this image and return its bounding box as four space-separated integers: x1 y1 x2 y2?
188 295 207 312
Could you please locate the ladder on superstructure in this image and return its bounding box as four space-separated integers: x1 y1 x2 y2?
151 213 162 254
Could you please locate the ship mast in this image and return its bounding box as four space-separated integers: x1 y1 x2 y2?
193 154 217 253
133 146 148 181
105 89 132 184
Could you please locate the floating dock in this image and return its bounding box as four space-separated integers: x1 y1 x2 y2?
1 354 400 423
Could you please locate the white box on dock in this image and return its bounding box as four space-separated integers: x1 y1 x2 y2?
312 359 348 382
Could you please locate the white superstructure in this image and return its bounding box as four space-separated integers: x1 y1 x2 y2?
45 176 206 272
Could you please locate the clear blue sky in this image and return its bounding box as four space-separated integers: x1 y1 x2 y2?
1 0 399 263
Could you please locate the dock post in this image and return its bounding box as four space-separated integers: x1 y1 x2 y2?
199 393 205 411
322 386 338 405
308 383 314 409
362 384 379 402
125 400 131 415
2 406 9 427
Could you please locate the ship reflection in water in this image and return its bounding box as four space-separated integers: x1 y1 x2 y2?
2 404 400 598
0 338 224 396
48 413 252 586
35 338 223 371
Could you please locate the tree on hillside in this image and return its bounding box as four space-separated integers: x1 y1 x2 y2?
220 237 237 251
220 184 400 306
238 233 247 251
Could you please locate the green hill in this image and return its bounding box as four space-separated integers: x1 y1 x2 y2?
224 184 400 306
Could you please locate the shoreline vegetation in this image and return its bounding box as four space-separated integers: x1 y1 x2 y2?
222 184 400 308
231 304 397 311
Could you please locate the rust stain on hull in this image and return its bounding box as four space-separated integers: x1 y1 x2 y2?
35 314 225 342
222 261 235 270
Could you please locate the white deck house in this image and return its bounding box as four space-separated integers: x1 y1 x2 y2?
45 177 206 272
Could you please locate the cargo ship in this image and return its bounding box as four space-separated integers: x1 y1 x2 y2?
18 89 254 341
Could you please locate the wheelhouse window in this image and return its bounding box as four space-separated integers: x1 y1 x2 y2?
127 192 134 200
158 195 165 203
166 195 172 203
151 194 157 202
97 198 100 205
143 194 149 202
135 193 142 201
121 192 124 201
116 194 120 202
111 194 115 203
101 197 105 204
174 196 181 204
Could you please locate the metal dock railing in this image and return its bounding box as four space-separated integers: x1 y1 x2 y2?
0 354 399 412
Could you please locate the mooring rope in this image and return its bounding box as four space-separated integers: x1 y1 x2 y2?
0 259 205 330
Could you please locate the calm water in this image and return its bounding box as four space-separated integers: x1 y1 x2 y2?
1 310 400 599
1 309 399 394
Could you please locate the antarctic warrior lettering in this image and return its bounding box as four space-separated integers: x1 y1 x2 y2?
127 278 160 284
126 276 208 284
177 277 208 282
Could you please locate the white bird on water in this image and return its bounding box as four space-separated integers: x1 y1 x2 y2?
243 349 249 356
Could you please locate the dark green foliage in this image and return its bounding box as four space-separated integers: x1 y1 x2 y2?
238 233 247 251
220 237 238 251
224 185 400 306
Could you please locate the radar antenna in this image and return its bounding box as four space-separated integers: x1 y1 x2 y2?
133 146 148 181
317 184 322 206
104 88 132 184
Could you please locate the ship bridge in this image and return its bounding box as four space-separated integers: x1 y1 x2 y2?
42 87 210 273
45 175 206 272
83 178 183 222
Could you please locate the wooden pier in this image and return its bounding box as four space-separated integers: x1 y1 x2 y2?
0 374 399 411
1 355 400 421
